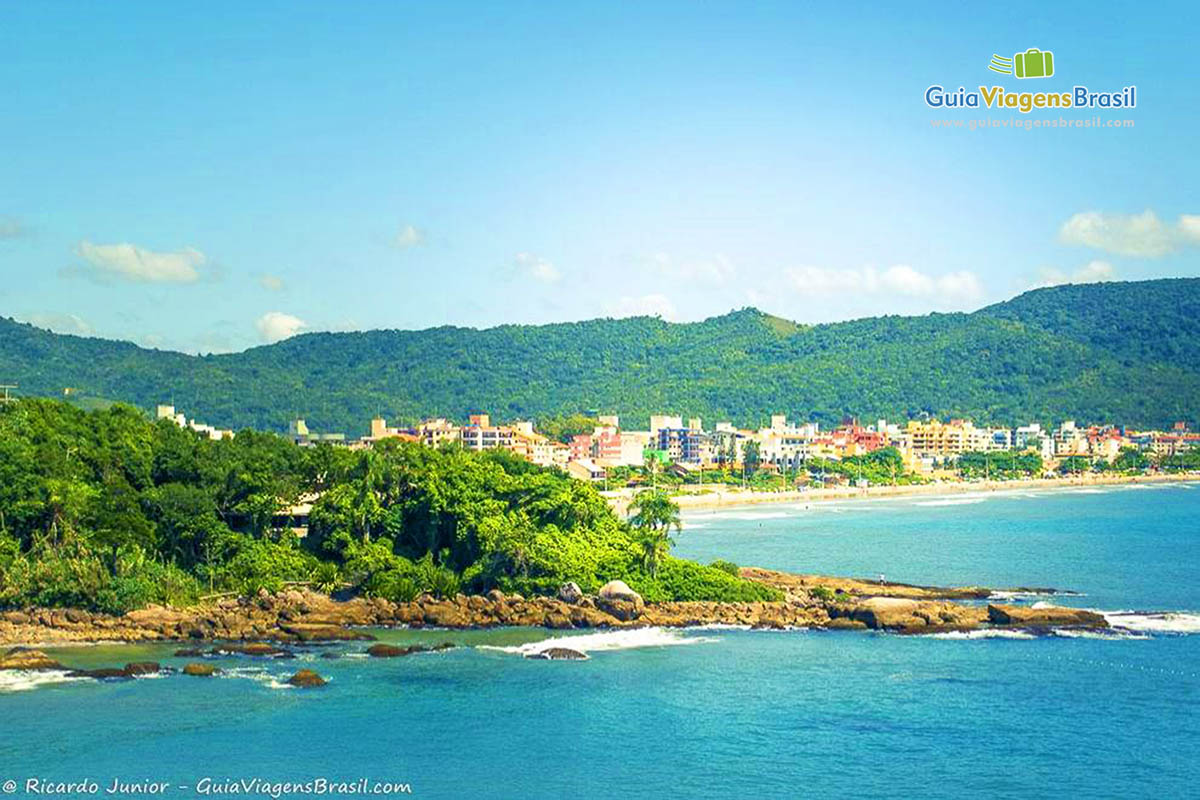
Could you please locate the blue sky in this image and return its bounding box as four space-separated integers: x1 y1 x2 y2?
1 1 1197 353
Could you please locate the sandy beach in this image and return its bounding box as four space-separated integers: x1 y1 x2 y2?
603 471 1198 513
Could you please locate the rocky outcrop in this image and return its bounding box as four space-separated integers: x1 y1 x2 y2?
987 604 1108 629
212 643 294 658
287 669 327 688
66 662 163 680
830 597 988 633
182 662 218 677
526 647 588 660
367 642 455 658
0 648 64 670
0 572 1104 646
596 580 645 621
741 567 994 602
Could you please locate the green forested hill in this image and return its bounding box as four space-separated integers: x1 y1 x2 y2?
2 278 1198 433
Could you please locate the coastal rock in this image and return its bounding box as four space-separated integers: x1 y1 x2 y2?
987 604 1108 629
287 669 328 688
367 642 455 658
174 648 205 657
213 643 294 658
183 663 218 677
0 648 63 671
557 582 584 604
596 580 645 621
367 643 411 658
526 647 588 661
278 623 375 642
66 662 161 680
833 597 988 632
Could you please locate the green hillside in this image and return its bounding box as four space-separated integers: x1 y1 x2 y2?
2 278 1198 433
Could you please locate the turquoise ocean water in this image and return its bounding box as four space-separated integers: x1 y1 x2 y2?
3 483 1199 799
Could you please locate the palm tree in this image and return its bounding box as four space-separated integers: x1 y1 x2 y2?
628 490 681 576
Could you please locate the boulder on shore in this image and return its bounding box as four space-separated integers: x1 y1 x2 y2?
596 580 645 621
526 647 588 661
183 662 219 677
557 582 584 605
0 648 64 671
287 669 327 688
987 604 1108 629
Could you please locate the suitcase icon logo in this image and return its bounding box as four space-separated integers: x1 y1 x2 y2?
988 48 1055 79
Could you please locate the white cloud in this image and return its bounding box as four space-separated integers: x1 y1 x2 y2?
605 293 678 321
23 312 92 336
1058 210 1200 257
74 241 206 283
393 224 426 250
784 264 983 303
255 311 306 344
259 274 285 291
647 252 737 286
1032 260 1117 288
513 252 561 283
1179 214 1200 243
0 216 24 239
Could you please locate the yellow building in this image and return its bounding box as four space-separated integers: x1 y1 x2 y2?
902 419 978 457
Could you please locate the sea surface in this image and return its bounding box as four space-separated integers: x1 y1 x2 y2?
3 483 1199 799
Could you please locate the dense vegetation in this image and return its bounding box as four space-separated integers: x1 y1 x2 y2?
0 398 777 613
2 279 1199 434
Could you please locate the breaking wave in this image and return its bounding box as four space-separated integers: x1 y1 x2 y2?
1102 611 1200 635
925 629 1038 640
479 627 715 656
0 669 84 693
913 497 988 507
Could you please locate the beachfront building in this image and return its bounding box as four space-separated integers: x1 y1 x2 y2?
902 418 979 458
566 458 607 482
656 424 712 464
288 419 346 446
458 413 516 453
415 418 461 448
156 403 234 441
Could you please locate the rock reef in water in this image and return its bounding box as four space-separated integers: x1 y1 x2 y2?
287 669 327 687
526 647 588 661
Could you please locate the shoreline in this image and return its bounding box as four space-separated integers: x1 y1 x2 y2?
0 570 1103 653
658 471 1198 512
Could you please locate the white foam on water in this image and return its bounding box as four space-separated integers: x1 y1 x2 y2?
219 666 295 689
479 626 715 656
685 623 753 631
707 511 793 521
925 629 1038 640
913 497 988 507
1102 611 1200 635
1051 628 1149 641
0 669 84 693
988 590 1057 601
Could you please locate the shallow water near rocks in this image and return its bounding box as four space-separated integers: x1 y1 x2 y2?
3 485 1199 798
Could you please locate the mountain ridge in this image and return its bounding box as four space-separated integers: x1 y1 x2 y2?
3 278 1198 433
